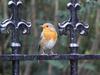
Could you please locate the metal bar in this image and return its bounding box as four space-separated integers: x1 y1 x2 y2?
11 0 20 75
0 0 31 75
69 0 78 75
12 48 20 75
70 59 78 75
1 54 100 60
57 0 89 74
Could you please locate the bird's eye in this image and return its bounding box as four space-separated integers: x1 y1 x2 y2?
46 25 48 27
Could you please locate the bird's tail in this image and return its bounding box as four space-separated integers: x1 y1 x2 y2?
37 44 45 63
37 44 41 63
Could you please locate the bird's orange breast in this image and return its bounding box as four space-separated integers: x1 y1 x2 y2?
43 28 57 41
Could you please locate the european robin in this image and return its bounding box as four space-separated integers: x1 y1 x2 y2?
38 23 58 55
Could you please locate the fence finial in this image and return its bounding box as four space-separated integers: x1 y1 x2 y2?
0 0 31 75
58 0 89 75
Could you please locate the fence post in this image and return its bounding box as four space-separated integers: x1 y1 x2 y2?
58 0 89 75
68 0 79 75
10 0 20 75
0 0 31 75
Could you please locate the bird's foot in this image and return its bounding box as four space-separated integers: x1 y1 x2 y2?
50 51 57 55
41 52 48 55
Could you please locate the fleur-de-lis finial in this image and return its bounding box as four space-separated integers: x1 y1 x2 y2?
58 1 89 36
0 0 31 75
0 0 31 35
58 0 89 75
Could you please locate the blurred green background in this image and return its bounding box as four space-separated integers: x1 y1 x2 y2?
0 0 100 75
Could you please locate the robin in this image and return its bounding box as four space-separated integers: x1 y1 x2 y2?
38 23 58 55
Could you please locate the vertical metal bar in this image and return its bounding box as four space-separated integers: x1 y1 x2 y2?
12 48 20 75
0 0 31 75
69 0 78 75
11 0 20 75
58 0 89 75
70 59 78 75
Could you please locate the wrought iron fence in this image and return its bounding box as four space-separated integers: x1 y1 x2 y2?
0 0 100 75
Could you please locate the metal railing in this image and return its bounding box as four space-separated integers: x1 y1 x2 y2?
0 0 100 75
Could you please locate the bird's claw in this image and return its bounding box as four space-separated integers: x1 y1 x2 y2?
41 52 48 55
50 51 57 55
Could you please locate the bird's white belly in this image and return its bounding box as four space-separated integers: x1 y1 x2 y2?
45 40 56 49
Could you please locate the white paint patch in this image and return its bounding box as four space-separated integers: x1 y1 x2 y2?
8 1 15 5
11 42 21 47
45 40 56 49
70 43 78 47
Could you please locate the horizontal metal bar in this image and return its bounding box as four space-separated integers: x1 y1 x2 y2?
0 54 100 61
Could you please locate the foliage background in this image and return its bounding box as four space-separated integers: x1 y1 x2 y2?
0 0 100 75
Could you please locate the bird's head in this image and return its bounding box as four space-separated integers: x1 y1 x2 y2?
41 23 56 31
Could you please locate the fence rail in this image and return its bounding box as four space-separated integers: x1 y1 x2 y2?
1 54 100 60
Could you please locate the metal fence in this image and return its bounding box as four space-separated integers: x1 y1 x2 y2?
0 0 100 75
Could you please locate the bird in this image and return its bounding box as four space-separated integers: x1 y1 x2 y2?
38 23 58 55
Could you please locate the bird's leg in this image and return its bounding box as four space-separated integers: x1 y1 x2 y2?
40 49 48 55
50 48 58 55
50 49 54 55
41 51 46 55
50 49 57 55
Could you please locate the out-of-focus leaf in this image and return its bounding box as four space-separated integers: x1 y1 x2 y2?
84 50 91 54
48 60 65 69
79 63 96 71
59 35 67 47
